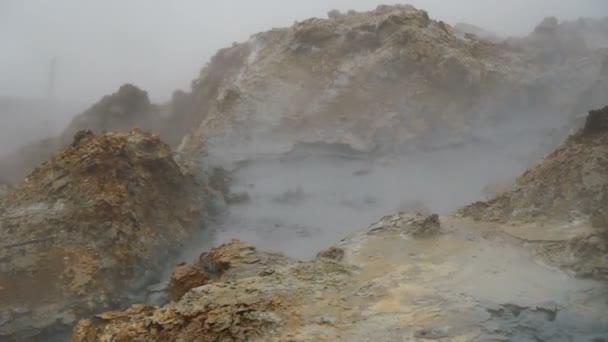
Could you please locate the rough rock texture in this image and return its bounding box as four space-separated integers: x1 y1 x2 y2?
461 107 608 280
463 106 608 224
174 5 605 159
72 213 608 341
168 264 210 302
369 212 442 237
0 84 178 184
168 240 290 302
0 129 209 341
452 22 501 42
62 85 161 140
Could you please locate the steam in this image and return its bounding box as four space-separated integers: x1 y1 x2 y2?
0 0 603 254
196 108 568 259
1 0 606 104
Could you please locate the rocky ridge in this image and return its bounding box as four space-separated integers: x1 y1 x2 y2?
175 5 606 159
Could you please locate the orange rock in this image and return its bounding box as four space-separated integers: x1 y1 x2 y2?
168 263 210 301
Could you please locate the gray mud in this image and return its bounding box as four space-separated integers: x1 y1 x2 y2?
207 141 539 259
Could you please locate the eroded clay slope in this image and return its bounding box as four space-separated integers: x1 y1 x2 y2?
0 129 209 341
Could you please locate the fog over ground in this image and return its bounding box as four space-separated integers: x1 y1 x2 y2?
1 4 608 340
1 0 607 105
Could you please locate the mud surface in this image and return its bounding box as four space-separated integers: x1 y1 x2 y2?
200 111 566 259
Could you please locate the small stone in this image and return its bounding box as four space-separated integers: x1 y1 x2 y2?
259 269 275 277
72 130 95 146
317 246 345 261
314 314 337 326
414 326 451 339
410 213 442 237
369 221 385 232
583 106 608 135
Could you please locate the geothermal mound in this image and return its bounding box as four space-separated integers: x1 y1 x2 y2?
0 129 209 341
0 84 179 184
175 5 605 158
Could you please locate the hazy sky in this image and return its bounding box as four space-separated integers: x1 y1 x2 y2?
1 0 607 105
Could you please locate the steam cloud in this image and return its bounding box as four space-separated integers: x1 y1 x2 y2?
1 0 606 103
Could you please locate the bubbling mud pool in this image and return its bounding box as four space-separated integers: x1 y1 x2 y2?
205 142 533 259
200 109 574 259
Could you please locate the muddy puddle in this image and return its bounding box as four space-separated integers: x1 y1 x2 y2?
203 141 535 259
194 109 570 260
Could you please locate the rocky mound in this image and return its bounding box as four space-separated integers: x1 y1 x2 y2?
172 5 604 159
72 213 608 341
0 84 176 184
462 106 608 279
0 129 210 341
463 106 608 224
178 4 512 155
61 85 162 140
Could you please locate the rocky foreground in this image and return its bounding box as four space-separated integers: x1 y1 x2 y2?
72 109 608 341
0 130 214 341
